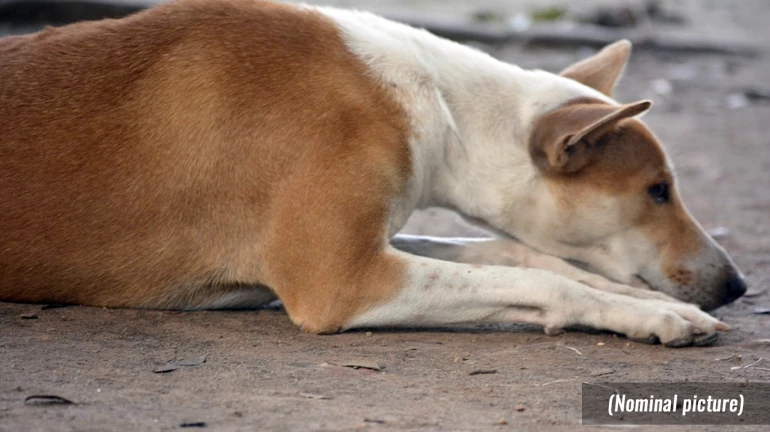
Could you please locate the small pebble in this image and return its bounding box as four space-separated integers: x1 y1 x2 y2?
497 419 508 425
726 92 749 110
650 78 673 95
20 314 38 320
597 342 605 346
515 405 525 412
365 331 372 337
708 226 732 239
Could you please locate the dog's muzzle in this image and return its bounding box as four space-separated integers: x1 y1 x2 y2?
721 272 748 306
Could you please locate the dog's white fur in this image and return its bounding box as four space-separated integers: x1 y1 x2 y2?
305 7 730 343
320 7 613 234
319 7 667 285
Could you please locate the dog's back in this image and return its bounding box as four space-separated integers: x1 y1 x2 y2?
0 0 408 308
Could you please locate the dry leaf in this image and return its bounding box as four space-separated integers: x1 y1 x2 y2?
24 395 74 405
153 364 182 373
299 393 331 400
469 369 497 376
153 356 206 373
331 359 383 371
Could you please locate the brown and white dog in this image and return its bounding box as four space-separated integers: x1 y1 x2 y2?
0 0 747 346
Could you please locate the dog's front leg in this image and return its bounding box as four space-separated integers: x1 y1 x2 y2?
391 234 681 303
343 249 727 346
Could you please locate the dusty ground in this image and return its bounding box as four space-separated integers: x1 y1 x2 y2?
1 0 770 431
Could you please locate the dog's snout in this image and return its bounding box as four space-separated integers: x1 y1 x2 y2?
722 273 747 304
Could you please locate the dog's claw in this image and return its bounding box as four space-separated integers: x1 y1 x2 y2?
663 337 692 348
715 322 731 331
693 332 719 346
630 335 660 345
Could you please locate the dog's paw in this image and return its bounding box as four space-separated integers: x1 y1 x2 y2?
623 301 728 348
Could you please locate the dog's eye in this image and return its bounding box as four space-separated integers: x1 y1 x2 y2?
647 182 669 204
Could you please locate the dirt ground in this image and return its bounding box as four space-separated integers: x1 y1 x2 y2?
1 1 770 431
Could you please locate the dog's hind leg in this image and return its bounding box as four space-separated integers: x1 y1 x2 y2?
390 234 682 303
184 284 278 311
141 282 278 311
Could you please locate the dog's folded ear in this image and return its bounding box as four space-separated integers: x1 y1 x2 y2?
560 40 632 96
528 100 652 174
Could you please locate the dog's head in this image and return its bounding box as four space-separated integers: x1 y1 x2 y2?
500 41 745 310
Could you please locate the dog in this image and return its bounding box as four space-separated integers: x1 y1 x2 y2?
0 0 747 347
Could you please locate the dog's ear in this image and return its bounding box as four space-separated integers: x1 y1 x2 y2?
529 100 652 174
560 40 632 96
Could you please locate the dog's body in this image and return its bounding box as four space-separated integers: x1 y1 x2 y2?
0 0 746 345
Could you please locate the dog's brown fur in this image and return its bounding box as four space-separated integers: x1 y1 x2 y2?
0 0 411 331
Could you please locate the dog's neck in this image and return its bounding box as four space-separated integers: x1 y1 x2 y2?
425 66 571 237
386 31 610 237
319 7 611 237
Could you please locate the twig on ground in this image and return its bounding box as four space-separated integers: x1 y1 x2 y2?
536 378 577 387
730 358 767 371
562 345 583 356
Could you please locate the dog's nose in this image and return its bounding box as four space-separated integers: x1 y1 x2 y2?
722 274 747 304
